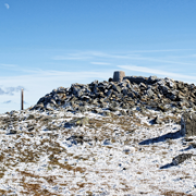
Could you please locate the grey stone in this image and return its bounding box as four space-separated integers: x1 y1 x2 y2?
102 111 111 117
176 81 184 89
113 71 125 83
122 88 128 96
50 98 57 105
26 114 36 120
147 76 158 84
72 86 84 97
158 103 171 112
112 84 121 93
124 76 147 84
172 153 193 166
38 116 52 122
77 89 85 97
181 111 196 137
122 78 131 85
10 129 17 134
109 100 120 111
57 87 66 94
139 83 147 89
77 106 87 113
27 125 35 132
159 85 170 95
69 117 89 127
36 102 45 109
66 135 84 145
100 101 108 108
147 88 154 98
147 100 159 110
120 110 127 115
51 89 57 95
165 77 174 88
93 86 98 95
89 99 99 107
91 80 99 85
105 89 112 97
122 102 130 109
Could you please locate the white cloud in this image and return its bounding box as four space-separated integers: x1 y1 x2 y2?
0 63 17 68
52 50 196 66
0 86 24 96
52 51 107 61
4 3 9 9
126 49 195 53
119 65 196 82
3 100 11 104
91 62 111 65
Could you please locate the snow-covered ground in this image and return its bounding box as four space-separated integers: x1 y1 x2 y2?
0 107 196 196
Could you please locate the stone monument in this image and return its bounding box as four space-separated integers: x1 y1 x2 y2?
113 71 125 83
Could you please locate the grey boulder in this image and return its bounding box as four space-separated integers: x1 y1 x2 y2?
181 111 196 137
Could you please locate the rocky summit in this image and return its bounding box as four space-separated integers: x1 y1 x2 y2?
0 72 196 195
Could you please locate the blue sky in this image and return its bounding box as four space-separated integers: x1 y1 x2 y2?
1 0 196 113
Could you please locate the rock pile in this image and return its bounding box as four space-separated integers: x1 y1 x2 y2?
32 74 196 115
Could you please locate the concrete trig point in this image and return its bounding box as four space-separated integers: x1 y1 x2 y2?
113 71 125 83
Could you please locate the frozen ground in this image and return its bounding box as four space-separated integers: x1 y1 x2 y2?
0 107 196 196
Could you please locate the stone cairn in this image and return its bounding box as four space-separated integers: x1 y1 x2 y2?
32 71 196 138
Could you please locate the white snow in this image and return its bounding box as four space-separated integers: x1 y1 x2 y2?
0 108 195 195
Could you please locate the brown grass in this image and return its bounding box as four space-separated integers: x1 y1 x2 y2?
43 175 57 184
20 183 58 196
161 190 194 196
48 160 86 173
0 173 4 178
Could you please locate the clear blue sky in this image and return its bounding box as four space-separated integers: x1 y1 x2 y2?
1 0 196 113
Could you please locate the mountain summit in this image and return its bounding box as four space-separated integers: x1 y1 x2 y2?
0 72 196 195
